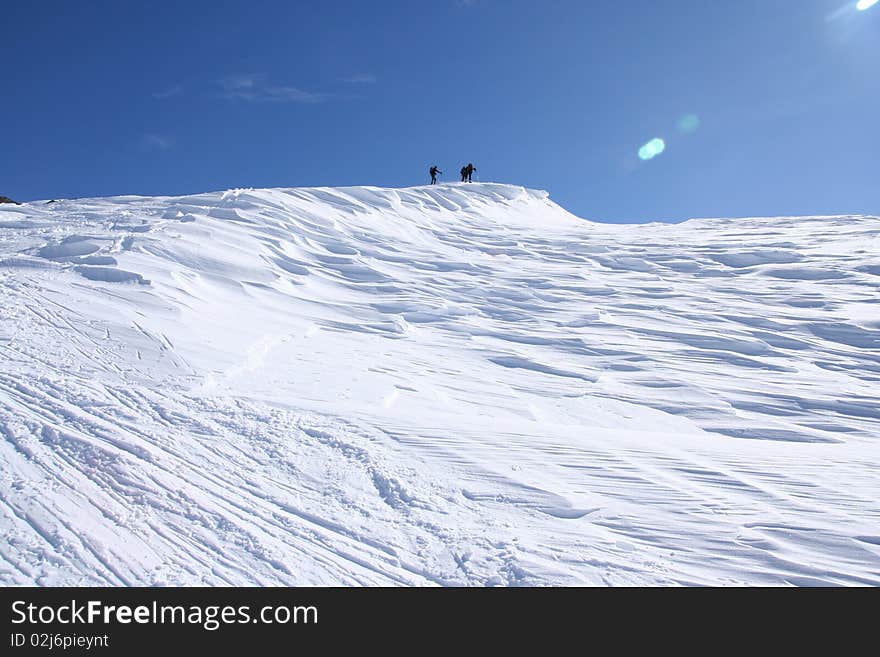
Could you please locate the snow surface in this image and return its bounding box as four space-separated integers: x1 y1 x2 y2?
1 183 878 586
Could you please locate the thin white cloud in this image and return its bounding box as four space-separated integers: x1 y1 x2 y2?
141 134 174 151
153 84 183 99
343 73 377 84
261 86 329 103
220 75 329 103
222 75 259 91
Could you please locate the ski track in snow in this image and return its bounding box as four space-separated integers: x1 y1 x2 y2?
0 183 878 586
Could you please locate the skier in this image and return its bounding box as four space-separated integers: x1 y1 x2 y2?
429 165 442 185
460 165 468 182
465 163 477 182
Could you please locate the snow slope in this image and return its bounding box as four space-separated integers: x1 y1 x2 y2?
1 183 878 586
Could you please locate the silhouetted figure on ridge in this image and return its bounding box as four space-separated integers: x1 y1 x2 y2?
429 165 442 185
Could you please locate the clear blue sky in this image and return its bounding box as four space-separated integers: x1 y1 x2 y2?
2 0 878 222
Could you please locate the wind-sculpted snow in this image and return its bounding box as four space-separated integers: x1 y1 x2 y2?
1 184 878 585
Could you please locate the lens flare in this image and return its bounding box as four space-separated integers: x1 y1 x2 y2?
857 0 878 10
677 114 700 134
638 138 666 161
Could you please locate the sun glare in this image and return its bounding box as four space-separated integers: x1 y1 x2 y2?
857 0 878 11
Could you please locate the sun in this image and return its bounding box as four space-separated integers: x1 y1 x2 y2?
857 0 878 11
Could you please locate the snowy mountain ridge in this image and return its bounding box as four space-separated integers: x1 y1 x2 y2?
1 183 878 585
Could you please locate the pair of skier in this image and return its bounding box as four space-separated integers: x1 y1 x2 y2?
428 163 477 184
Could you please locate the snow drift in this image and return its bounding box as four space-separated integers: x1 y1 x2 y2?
1 183 878 585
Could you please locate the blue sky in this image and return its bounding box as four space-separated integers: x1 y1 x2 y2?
2 0 877 222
